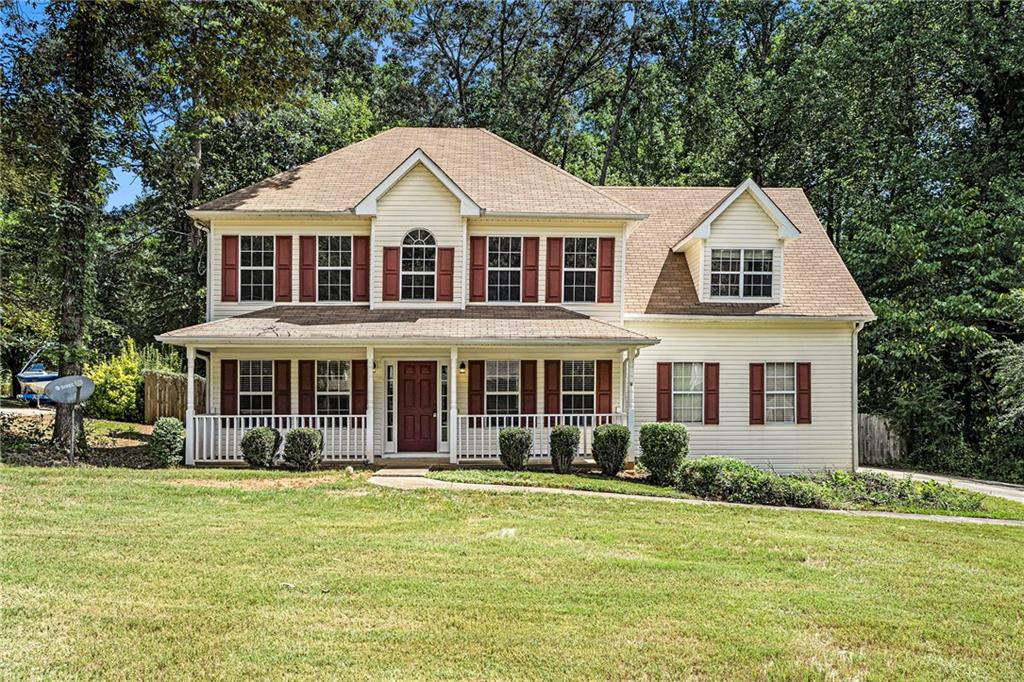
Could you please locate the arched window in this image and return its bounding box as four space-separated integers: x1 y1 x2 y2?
401 229 436 300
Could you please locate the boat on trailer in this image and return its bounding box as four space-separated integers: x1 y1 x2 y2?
15 347 58 406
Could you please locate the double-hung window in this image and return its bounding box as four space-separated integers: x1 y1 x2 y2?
672 362 704 423
238 360 273 415
240 236 274 302
561 360 595 414
563 237 597 303
317 236 352 301
710 248 774 298
316 360 350 415
765 362 796 423
487 237 521 302
485 360 519 415
401 229 436 300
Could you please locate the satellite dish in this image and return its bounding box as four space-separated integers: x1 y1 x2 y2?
45 375 95 405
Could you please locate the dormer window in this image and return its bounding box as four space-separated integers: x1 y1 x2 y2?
401 229 436 300
710 248 773 298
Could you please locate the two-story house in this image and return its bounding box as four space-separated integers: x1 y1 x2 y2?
157 128 873 472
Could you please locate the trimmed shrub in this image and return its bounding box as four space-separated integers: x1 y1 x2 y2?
637 422 688 484
149 417 185 467
592 423 631 476
241 426 282 468
549 425 580 474
282 428 324 471
678 457 836 509
498 427 532 471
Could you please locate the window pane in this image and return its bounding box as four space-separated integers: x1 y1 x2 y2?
672 363 703 392
673 393 703 423
765 363 795 391
317 394 350 415
561 393 594 415
239 236 274 302
562 238 597 302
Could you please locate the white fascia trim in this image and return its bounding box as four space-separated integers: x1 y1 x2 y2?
354 148 481 217
623 313 876 323
156 335 660 348
671 178 801 252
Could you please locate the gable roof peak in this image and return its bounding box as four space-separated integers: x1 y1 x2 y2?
671 178 801 251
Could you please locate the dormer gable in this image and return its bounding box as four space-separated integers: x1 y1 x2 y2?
355 148 481 217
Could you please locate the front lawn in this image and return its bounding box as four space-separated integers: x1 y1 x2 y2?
2 466 1023 680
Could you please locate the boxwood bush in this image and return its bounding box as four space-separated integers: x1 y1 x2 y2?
148 417 185 467
498 427 532 471
549 425 580 474
637 422 688 484
592 423 631 476
282 428 324 471
241 426 282 468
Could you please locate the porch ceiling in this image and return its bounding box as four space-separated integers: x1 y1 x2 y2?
156 305 658 348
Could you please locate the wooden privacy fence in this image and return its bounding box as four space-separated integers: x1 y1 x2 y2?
858 414 904 466
143 371 206 424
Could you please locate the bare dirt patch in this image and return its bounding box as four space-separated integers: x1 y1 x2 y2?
170 473 358 491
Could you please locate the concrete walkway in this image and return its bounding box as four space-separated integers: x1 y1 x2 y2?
861 467 1024 504
368 469 1024 527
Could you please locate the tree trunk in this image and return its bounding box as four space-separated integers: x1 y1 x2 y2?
598 10 642 186
189 135 203 250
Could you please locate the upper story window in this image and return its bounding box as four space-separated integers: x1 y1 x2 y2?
240 236 274 302
710 248 774 298
488 237 521 302
239 360 273 415
765 362 796 423
318 236 352 302
316 360 350 415
485 360 520 415
563 237 597 303
401 229 436 300
672 362 704 423
561 360 595 414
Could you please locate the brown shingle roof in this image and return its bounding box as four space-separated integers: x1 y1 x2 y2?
193 128 639 217
157 306 658 346
604 187 873 318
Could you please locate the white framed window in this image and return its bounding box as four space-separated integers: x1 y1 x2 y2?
563 237 597 303
765 362 796 423
316 360 351 415
710 248 774 298
386 363 395 445
240 236 274 302
440 364 449 441
672 362 704 424
239 360 273 415
401 229 436 300
485 360 519 415
487 236 522 302
317 236 352 301
561 360 595 414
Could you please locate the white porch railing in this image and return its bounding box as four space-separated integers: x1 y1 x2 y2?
455 413 626 461
193 415 367 463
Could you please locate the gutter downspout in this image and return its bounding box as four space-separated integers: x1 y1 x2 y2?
852 321 866 470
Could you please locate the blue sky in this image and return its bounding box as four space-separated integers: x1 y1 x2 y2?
107 168 142 211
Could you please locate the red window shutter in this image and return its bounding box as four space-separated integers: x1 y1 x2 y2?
220 359 238 415
597 237 615 303
656 362 672 422
522 237 539 302
298 360 316 414
299 236 316 302
353 235 370 302
749 363 765 425
704 362 720 425
274 236 292 302
520 360 537 414
469 236 487 302
437 247 455 301
544 360 561 413
221 235 238 302
596 360 613 413
351 360 367 415
797 362 812 424
545 238 562 303
382 246 400 301
468 360 485 414
273 360 291 414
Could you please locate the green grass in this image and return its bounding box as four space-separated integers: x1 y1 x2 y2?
2 466 1023 680
428 468 688 498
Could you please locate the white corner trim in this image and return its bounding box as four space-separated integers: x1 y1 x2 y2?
672 178 801 252
354 148 481 217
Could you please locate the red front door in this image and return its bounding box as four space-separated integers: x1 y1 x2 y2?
398 361 437 452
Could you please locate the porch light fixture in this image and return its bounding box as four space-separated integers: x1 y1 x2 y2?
459 361 466 375
372 361 377 373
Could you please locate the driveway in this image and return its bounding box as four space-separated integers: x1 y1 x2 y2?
860 466 1024 504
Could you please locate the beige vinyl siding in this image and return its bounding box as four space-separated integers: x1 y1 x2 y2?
371 164 464 307
626 319 856 473
467 218 627 322
208 217 371 320
682 239 702 299
702 192 784 302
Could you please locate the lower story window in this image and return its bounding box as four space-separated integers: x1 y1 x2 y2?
561 360 594 414
239 360 273 415
765 362 796 423
672 362 704 423
316 360 351 415
486 360 519 415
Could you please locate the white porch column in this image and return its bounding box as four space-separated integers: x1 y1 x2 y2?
449 347 459 463
626 347 637 459
365 346 375 463
185 346 196 466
